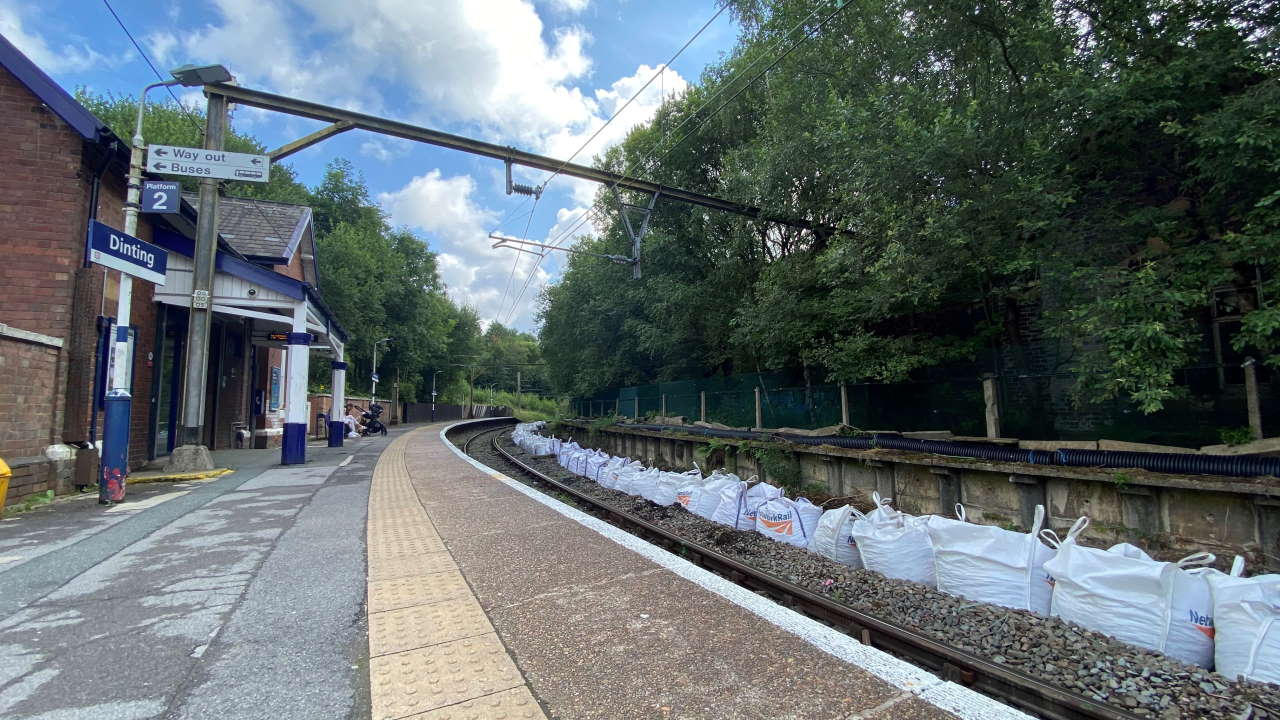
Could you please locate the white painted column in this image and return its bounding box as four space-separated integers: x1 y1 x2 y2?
329 346 346 447
282 303 310 464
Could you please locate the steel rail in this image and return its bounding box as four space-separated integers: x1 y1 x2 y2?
205 83 831 234
451 420 1142 720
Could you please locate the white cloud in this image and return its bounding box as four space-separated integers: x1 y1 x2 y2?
0 1 131 73
359 138 410 163
145 31 178 67
378 169 549 329
550 0 591 13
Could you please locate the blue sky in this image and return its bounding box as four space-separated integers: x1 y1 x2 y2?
2 0 740 331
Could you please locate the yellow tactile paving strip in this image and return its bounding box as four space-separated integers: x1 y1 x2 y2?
367 429 548 720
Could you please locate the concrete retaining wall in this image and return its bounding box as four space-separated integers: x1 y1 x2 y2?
558 421 1280 571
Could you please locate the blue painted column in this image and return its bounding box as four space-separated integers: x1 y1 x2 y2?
329 356 347 447
281 313 311 464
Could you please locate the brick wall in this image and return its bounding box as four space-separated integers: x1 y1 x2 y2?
0 66 88 492
0 337 62 458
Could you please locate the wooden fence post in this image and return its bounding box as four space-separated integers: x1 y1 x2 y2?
754 387 763 429
982 374 1001 439
840 383 850 426
699 391 706 423
1245 357 1263 440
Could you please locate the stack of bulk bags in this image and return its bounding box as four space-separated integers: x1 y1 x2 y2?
646 465 703 507
755 496 822 547
687 471 740 520
850 494 937 586
1041 518 1217 667
927 504 1057 614
1206 558 1280 683
710 477 782 530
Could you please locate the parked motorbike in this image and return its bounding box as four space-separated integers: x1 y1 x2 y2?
360 403 388 436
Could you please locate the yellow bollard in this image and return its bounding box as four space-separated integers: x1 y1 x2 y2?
0 457 10 510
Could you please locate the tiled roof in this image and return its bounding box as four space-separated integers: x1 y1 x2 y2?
182 192 310 261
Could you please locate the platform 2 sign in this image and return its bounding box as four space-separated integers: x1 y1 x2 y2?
88 220 167 285
141 180 181 214
145 144 271 183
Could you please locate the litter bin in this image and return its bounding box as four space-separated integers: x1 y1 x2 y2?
0 456 11 510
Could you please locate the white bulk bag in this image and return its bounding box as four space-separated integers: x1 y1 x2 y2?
1206 558 1280 683
740 481 783 529
556 441 581 469
593 456 630 485
1041 518 1216 667
624 466 662 498
809 505 866 568
583 451 611 479
851 503 937 586
927 504 1056 614
711 478 781 530
601 460 644 491
755 496 822 547
689 473 740 519
646 465 702 507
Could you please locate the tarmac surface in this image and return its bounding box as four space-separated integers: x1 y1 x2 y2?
0 431 392 720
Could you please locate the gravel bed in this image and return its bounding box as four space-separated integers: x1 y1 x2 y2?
474 430 1280 720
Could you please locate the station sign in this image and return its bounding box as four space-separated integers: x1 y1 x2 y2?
88 221 167 285
146 144 271 183
141 180 181 213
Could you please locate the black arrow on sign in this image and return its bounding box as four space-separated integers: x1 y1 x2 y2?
153 163 167 170
251 157 263 165
154 148 168 157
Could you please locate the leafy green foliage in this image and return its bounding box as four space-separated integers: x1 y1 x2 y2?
540 0 1280 413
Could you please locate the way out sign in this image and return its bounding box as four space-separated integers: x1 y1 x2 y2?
88 220 168 285
146 144 271 183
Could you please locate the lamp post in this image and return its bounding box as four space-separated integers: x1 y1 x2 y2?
371 337 391 402
99 64 231 506
431 369 442 421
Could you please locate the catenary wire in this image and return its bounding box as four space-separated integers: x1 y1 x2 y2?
543 0 839 251
504 1 844 318
493 3 729 322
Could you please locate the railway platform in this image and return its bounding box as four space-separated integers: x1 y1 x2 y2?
366 421 1026 720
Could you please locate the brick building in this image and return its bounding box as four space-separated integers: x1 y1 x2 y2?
0 35 346 506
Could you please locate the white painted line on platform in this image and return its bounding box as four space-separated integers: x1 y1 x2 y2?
439 422 1029 720
339 454 354 468
105 490 191 513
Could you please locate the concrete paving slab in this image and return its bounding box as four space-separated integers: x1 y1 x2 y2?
367 573 473 614
369 596 492 656
369 634 524 720
368 552 459 582
402 686 545 720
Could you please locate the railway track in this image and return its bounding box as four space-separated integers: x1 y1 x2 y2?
452 419 1140 720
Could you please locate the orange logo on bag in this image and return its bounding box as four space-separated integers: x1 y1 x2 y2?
676 492 693 507
1189 609 1214 639
759 516 794 535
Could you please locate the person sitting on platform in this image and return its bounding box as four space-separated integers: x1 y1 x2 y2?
343 404 364 437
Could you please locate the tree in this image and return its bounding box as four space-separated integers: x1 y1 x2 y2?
538 0 1280 415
